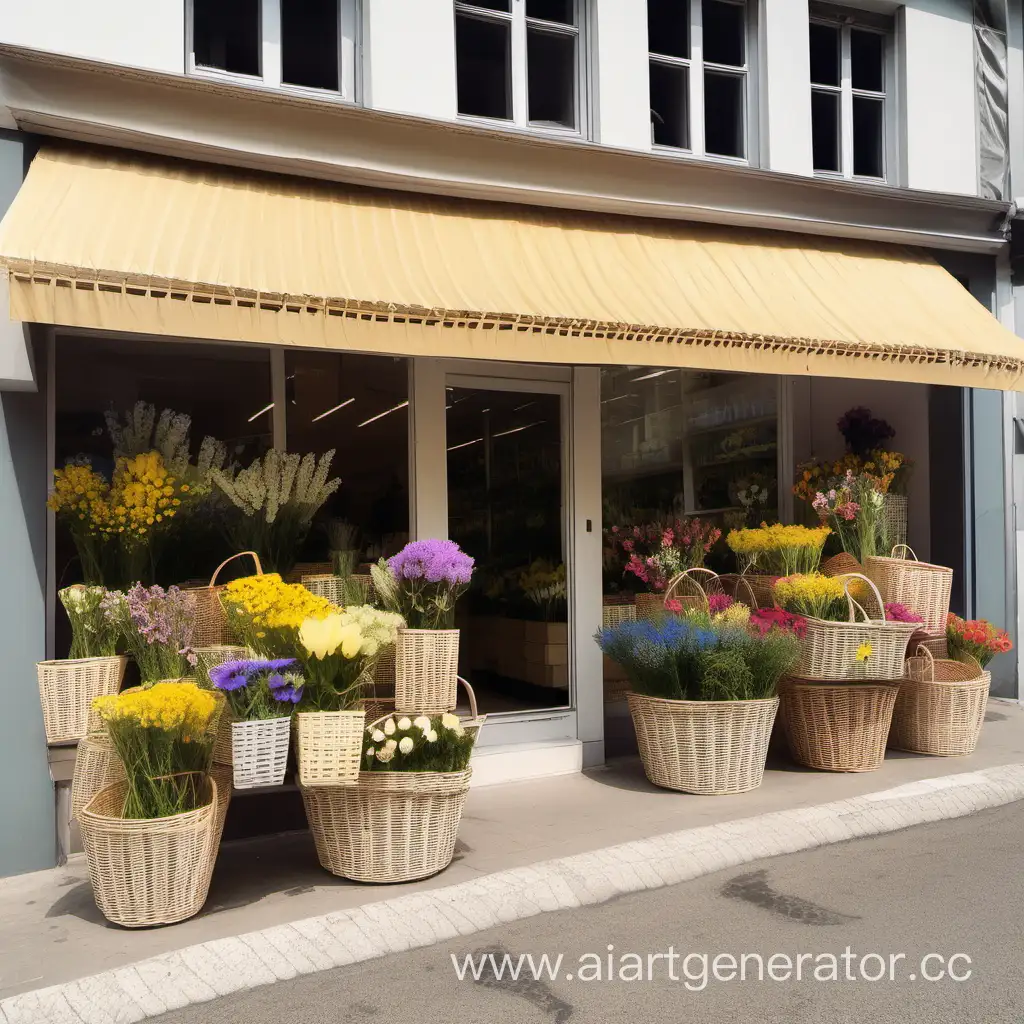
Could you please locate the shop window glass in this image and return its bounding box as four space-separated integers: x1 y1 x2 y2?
193 0 261 77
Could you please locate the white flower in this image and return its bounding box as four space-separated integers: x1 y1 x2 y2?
376 746 394 763
371 729 386 743
384 738 398 753
365 747 375 759
383 718 396 736
426 729 438 743
397 717 412 731
413 716 431 733
398 736 414 755
440 713 460 731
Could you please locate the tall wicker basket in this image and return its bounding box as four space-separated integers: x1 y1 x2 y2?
627 692 779 794
394 629 460 714
36 655 128 745
863 545 953 634
182 551 263 647
302 768 473 883
79 778 219 927
778 678 900 772
889 648 989 756
882 493 909 550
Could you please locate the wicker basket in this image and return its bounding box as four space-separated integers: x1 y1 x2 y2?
373 643 397 690
36 655 128 745
737 572 776 609
285 562 335 584
360 677 485 738
301 574 346 605
821 552 863 578
778 678 900 772
882 493 909 550
863 545 953 634
210 762 232 850
627 692 779 794
633 593 664 620
182 551 263 647
909 629 948 661
394 629 460 714
79 778 218 927
889 648 989 756
301 768 473 883
295 708 366 787
793 574 917 681
193 645 250 686
231 716 291 789
602 599 637 629
71 732 126 822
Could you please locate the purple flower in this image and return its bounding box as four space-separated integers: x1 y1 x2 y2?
269 672 305 704
388 540 474 586
209 660 252 691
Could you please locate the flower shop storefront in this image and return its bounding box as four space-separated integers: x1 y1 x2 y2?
1 142 1023 890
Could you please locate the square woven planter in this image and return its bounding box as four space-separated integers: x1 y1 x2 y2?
36 655 128 745
231 717 291 789
394 629 459 714
627 692 779 795
295 709 366 787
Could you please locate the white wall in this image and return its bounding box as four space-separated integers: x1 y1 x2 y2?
900 0 977 195
593 0 651 151
364 0 457 121
761 0 813 176
0 0 185 74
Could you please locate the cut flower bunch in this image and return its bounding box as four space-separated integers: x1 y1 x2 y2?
772 573 849 622
102 584 198 683
371 539 474 630
607 519 721 593
726 523 830 577
363 712 476 772
60 585 119 660
210 658 305 719
946 614 1012 667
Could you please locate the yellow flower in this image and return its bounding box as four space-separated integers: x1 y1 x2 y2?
299 614 344 659
856 643 873 662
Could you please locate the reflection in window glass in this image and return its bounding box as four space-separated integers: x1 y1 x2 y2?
193 0 261 76
853 96 884 178
456 13 513 119
811 90 841 172
648 0 689 59
851 29 884 92
282 0 339 91
809 23 840 87
528 28 577 127
526 0 574 24
702 0 745 67
650 61 690 149
704 71 745 157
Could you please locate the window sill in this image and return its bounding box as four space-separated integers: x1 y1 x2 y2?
456 113 589 144
187 67 358 108
813 170 889 187
652 144 754 170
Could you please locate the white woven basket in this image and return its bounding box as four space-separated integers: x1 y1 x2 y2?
295 709 366 787
36 655 127 745
394 629 460 714
231 717 291 789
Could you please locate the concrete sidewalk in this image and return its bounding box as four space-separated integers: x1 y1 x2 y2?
1 699 1022 1008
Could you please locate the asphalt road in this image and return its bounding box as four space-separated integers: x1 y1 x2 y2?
154 802 1024 1024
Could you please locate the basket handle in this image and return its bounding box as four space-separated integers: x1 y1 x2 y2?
663 568 717 612
890 544 918 562
719 572 758 608
209 551 263 588
907 643 936 682
838 572 885 623
366 675 478 731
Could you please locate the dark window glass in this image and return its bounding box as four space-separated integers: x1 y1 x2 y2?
851 28 884 92
650 61 689 149
282 0 339 91
193 0 261 76
527 28 577 127
704 71 744 157
526 0 574 24
463 0 511 10
456 13 513 119
809 23 840 86
811 90 840 171
702 0 745 67
647 0 688 59
853 95 884 177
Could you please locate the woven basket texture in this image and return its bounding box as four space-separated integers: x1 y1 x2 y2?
285 562 334 584
821 552 863 578
360 677 485 743
181 551 263 647
882 493 909 549
633 593 664 620
737 573 777 610
394 629 460 714
295 709 366 787
778 678 899 772
909 630 948 661
210 762 232 849
627 692 779 794
231 717 291 789
889 649 988 756
373 644 397 689
37 656 127 745
79 778 218 928
602 601 635 698
602 601 637 629
301 574 346 605
863 546 952 634
193 645 250 686
71 734 126 822
301 768 472 883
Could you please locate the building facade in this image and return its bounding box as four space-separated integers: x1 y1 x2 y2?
0 0 1021 877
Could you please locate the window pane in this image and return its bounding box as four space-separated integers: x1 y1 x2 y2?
528 28 577 128
851 29 884 92
704 71 745 157
193 0 260 76
811 90 840 172
650 61 689 149
702 0 745 67
648 0 689 60
809 23 840 86
526 0 574 25
282 0 339 91
460 0 511 10
456 13 512 119
853 96 884 177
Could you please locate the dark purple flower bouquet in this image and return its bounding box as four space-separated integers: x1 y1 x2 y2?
209 658 305 720
102 584 197 684
371 539 475 629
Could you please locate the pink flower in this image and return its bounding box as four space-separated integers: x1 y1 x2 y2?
664 598 683 613
621 540 634 552
708 593 734 614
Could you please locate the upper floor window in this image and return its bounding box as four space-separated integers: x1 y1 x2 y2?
190 0 359 101
809 9 891 180
454 0 585 134
648 0 754 161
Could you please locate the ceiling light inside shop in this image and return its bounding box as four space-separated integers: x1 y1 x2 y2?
601 393 636 405
311 398 355 422
447 437 483 452
492 420 545 438
247 402 275 423
357 400 409 428
630 369 676 382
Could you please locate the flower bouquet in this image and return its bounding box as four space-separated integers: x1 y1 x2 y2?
36 585 128 744
725 523 831 609
946 614 1012 667
596 615 799 794
302 684 482 883
371 540 475 714
81 682 222 926
210 659 304 789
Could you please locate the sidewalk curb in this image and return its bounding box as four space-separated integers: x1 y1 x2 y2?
5 763 1024 1023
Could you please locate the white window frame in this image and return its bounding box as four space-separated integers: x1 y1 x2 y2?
647 0 758 165
810 12 893 183
187 0 361 104
454 0 589 139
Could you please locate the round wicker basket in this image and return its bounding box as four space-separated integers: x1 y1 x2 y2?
79 779 218 928
778 678 900 772
36 655 128 745
863 545 953 634
301 768 473 883
627 692 779 794
394 628 460 714
889 648 989 756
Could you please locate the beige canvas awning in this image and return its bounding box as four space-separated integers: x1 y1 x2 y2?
1 142 1022 389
